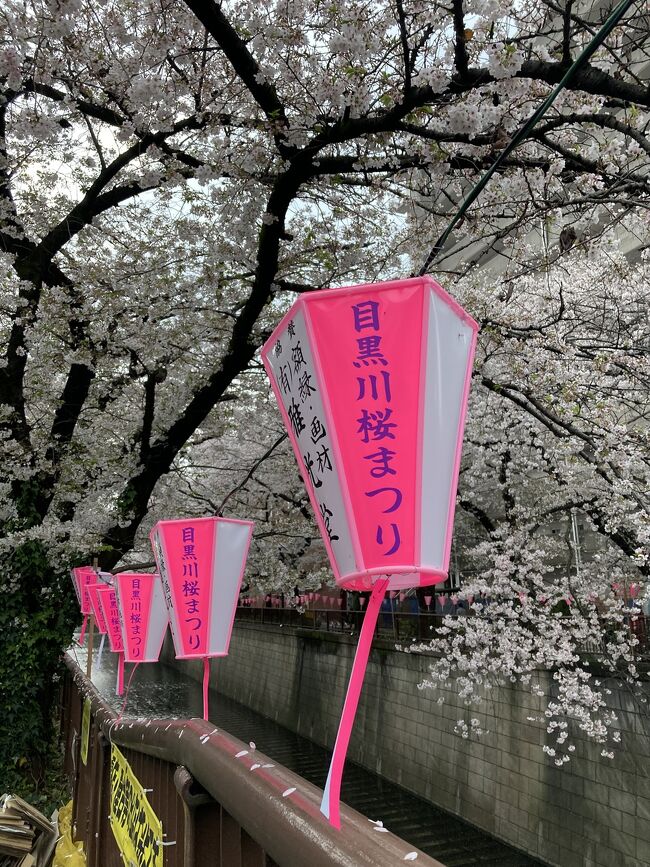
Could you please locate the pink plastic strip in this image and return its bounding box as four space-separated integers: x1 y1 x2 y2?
320 578 388 828
203 657 210 721
79 614 88 646
116 652 124 696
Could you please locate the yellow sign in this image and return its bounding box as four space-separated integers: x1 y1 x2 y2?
110 745 163 867
80 699 91 766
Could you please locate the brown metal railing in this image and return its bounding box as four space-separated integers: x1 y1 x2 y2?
235 604 449 642
61 653 442 867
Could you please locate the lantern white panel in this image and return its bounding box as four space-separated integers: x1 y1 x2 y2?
143 575 169 661
264 308 357 579
207 520 251 655
151 527 183 653
420 286 476 572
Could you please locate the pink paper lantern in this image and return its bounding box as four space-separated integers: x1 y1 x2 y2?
70 565 99 645
424 594 432 607
97 585 124 653
87 583 109 635
263 276 478 828
86 570 113 635
150 517 253 660
262 276 478 593
359 596 367 608
71 566 96 615
96 581 126 695
114 572 168 663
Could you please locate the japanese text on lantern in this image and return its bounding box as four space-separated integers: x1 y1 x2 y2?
129 579 142 659
107 589 123 650
272 315 341 549
181 526 201 651
352 300 402 558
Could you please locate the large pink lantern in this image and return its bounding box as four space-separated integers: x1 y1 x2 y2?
149 516 254 719
262 276 478 826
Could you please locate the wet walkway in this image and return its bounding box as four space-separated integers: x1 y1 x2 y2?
70 643 544 867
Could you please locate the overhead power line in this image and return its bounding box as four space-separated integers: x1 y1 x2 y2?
419 0 640 276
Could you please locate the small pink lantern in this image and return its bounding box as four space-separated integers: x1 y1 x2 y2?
150 516 253 720
424 594 432 608
114 573 168 663
113 572 168 697
100 591 123 652
71 566 97 644
263 276 478 826
87 583 109 635
97 583 125 693
96 584 122 650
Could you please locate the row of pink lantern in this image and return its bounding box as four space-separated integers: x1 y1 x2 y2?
71 516 254 718
71 275 477 831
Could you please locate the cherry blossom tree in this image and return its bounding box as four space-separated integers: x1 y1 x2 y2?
0 0 648 784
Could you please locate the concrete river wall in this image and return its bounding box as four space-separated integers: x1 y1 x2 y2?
162 620 650 867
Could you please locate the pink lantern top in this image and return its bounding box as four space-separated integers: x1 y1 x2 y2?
150 516 254 660
262 276 478 591
114 572 168 663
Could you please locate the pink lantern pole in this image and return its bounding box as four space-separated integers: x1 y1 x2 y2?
150 516 254 721
262 276 478 827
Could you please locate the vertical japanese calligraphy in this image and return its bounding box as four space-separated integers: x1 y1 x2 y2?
180 525 203 651
262 309 356 580
351 298 403 560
